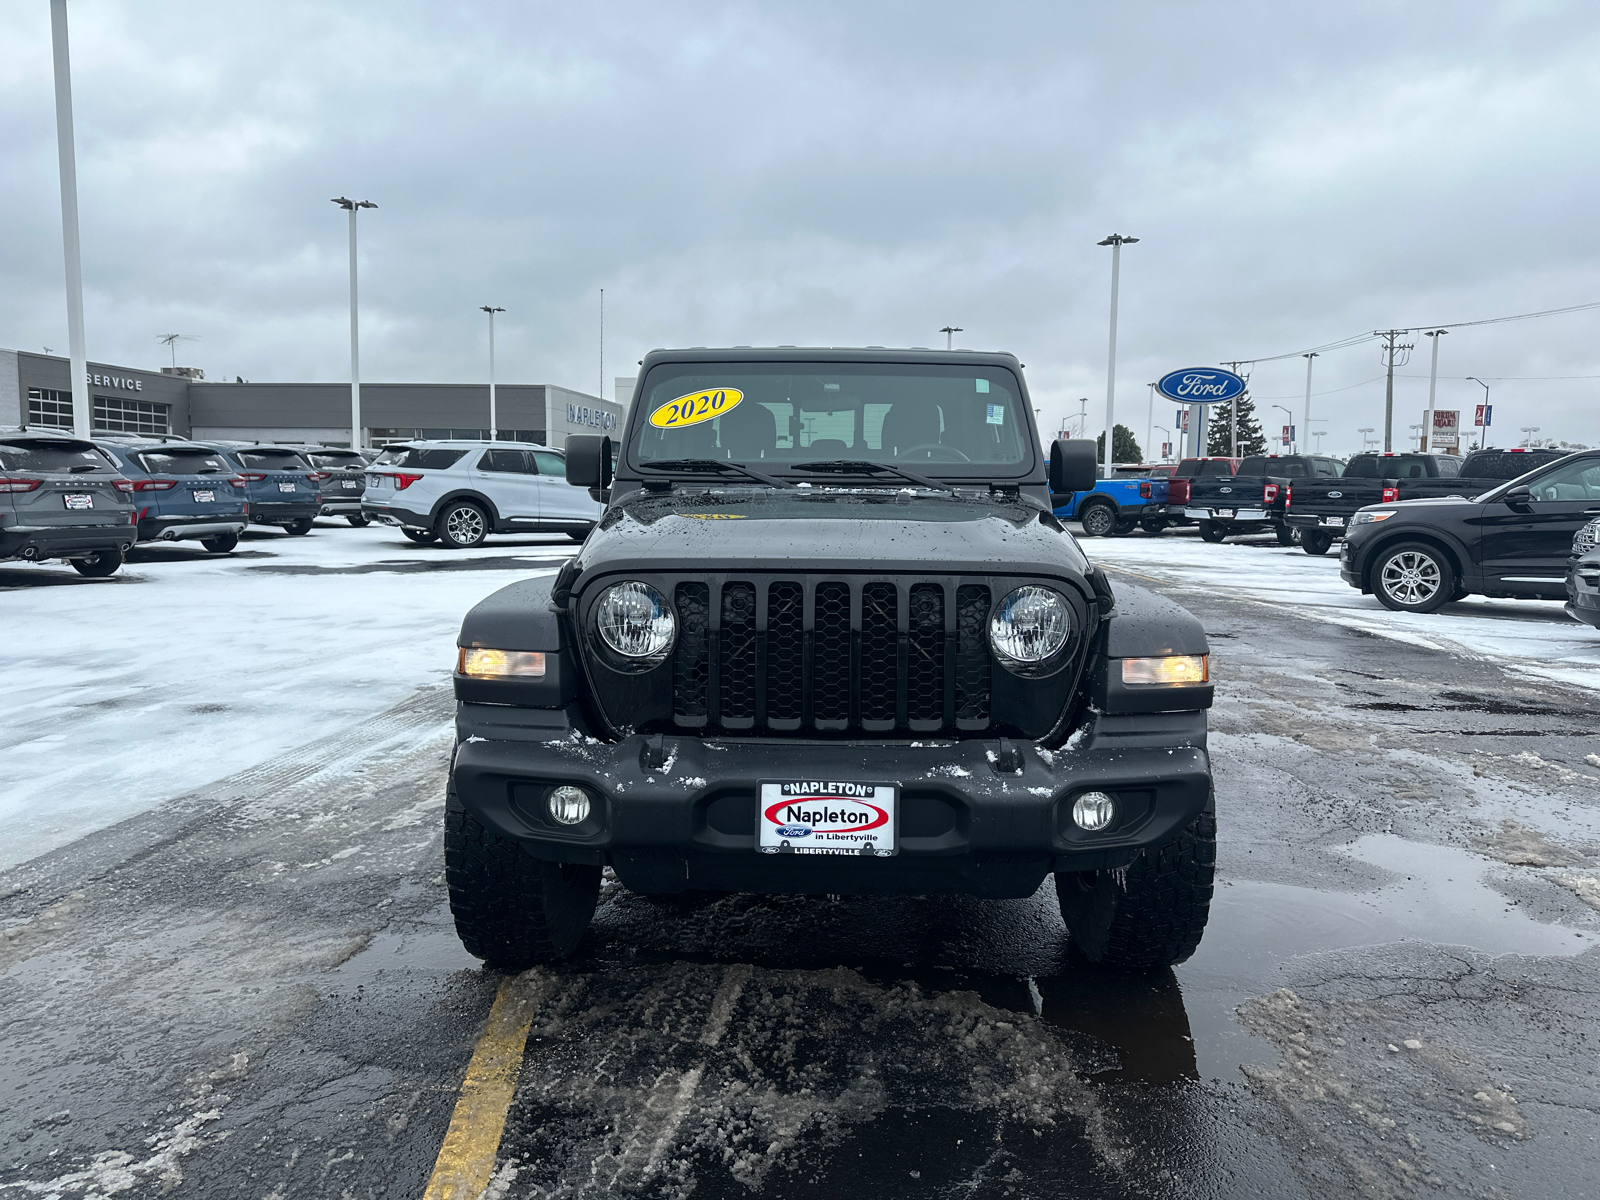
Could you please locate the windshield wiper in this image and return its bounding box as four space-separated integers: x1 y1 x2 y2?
639 459 793 489
791 460 954 493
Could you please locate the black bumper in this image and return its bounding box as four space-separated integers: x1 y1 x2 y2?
450 702 1211 899
1 523 137 563
1285 513 1349 530
248 501 319 524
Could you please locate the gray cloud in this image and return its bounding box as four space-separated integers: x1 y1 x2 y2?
3 0 1596 452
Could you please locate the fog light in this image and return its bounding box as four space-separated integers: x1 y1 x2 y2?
1072 791 1116 832
547 785 591 826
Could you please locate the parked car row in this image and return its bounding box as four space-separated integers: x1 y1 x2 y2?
1 428 603 578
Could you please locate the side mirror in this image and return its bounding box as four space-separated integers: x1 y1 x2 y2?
565 436 613 489
1050 439 1098 494
1503 483 1533 507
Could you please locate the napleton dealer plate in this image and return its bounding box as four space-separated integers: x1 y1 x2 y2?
757 781 898 857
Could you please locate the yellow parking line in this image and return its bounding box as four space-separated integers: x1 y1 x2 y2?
422 974 542 1200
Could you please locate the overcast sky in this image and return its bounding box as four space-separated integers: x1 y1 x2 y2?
4 0 1597 454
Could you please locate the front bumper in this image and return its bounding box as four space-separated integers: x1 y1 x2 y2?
451 703 1211 898
1566 568 1600 629
0 522 137 563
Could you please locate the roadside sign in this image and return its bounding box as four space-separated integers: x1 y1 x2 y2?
1176 409 1189 432
1162 441 1172 457
1474 404 1493 428
1432 408 1460 448
1281 424 1291 446
1156 368 1246 404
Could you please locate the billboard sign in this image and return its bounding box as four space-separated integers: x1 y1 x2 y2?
1156 368 1246 404
1432 408 1460 449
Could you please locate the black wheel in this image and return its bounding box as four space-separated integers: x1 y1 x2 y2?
1275 524 1296 546
200 533 239 554
1198 521 1226 543
1056 798 1216 970
1112 519 1138 537
346 514 370 528
1079 502 1117 538
1301 530 1334 556
436 501 489 549
70 549 122 578
401 528 437 544
444 786 600 969
1140 519 1168 535
1372 541 1456 614
283 518 314 536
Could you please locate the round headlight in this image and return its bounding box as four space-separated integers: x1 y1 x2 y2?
988 585 1072 668
596 580 676 659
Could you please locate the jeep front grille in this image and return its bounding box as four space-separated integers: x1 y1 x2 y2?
662 576 993 735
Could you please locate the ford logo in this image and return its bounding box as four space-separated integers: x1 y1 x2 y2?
1156 367 1247 404
1328 490 1343 498
776 824 810 838
1220 486 1233 493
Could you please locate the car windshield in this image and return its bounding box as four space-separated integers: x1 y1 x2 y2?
235 449 309 470
0 440 117 473
629 363 1033 475
372 447 468 469
137 449 232 474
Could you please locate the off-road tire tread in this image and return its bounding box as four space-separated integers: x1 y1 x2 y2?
1198 522 1226 543
1056 801 1216 970
1080 502 1117 538
444 787 599 970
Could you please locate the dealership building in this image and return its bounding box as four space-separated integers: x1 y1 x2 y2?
0 347 625 449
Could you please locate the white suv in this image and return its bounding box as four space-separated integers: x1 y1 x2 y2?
361 440 602 548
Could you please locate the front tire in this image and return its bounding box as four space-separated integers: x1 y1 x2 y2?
1372 541 1455 614
1198 521 1226 543
437 501 489 549
201 532 239 554
283 517 314 536
1056 799 1216 970
70 549 122 578
444 787 600 969
1301 530 1334 556
1079 502 1117 538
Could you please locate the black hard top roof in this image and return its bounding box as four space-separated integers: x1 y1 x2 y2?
639 346 1023 368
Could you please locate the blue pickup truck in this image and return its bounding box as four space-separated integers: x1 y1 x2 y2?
1051 465 1170 537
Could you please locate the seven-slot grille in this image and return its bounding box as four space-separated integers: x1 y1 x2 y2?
667 577 992 734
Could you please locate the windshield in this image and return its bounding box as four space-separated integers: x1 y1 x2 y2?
629 363 1033 474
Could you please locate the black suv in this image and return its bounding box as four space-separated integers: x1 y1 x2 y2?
443 348 1217 972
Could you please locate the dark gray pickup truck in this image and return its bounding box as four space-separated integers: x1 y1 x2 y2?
1285 448 1568 555
1184 454 1345 543
443 346 1219 973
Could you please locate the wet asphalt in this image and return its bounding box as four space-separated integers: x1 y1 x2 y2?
2 530 1599 1199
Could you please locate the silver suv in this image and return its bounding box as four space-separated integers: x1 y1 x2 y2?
361 440 602 548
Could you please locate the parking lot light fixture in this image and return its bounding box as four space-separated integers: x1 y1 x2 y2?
1272 405 1294 452
1097 235 1138 477
332 198 378 447
480 306 505 439
1154 425 1171 461
50 0 91 437
939 326 963 350
1422 330 1448 450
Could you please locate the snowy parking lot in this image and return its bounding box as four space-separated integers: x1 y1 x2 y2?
3 517 1600 1199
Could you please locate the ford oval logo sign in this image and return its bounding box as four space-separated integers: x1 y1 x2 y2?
776 824 811 838
1156 367 1247 404
1328 490 1343 499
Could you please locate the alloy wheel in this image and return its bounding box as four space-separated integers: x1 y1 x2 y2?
1380 550 1441 606
446 505 486 545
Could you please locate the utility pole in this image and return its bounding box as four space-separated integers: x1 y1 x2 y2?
939 325 963 350
332 197 377 447
1375 329 1414 452
1097 234 1138 475
50 0 90 437
1302 352 1318 460
1421 329 1447 451
480 306 505 439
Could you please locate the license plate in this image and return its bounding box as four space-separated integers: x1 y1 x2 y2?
193 490 215 503
63 493 93 510
278 482 296 493
758 781 898 856
1322 516 1345 526
342 480 359 490
1215 508 1234 519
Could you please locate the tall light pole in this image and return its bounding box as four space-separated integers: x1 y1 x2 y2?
480 306 505 439
939 326 963 350
50 0 90 436
332 197 377 447
1421 329 1447 451
1097 234 1138 475
1359 426 1375 452
1272 405 1294 451
1409 423 1425 450
1146 382 1157 464
1467 377 1491 449
1301 352 1318 461
1521 426 1540 448
1154 425 1171 462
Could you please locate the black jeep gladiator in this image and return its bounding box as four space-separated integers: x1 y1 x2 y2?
445 347 1216 971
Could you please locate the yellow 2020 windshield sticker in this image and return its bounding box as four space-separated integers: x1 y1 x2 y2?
650 387 744 429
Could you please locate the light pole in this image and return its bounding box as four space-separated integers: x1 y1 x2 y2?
1421 329 1447 451
1301 352 1318 462
1146 382 1157 465
1097 234 1138 475
332 197 377 447
1272 405 1294 452
1359 427 1376 452
1070 397 1089 439
480 306 505 439
1312 430 1325 453
50 0 90 436
1521 426 1540 448
1154 425 1171 462
939 326 963 350
1409 423 1425 450
1467 377 1491 449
